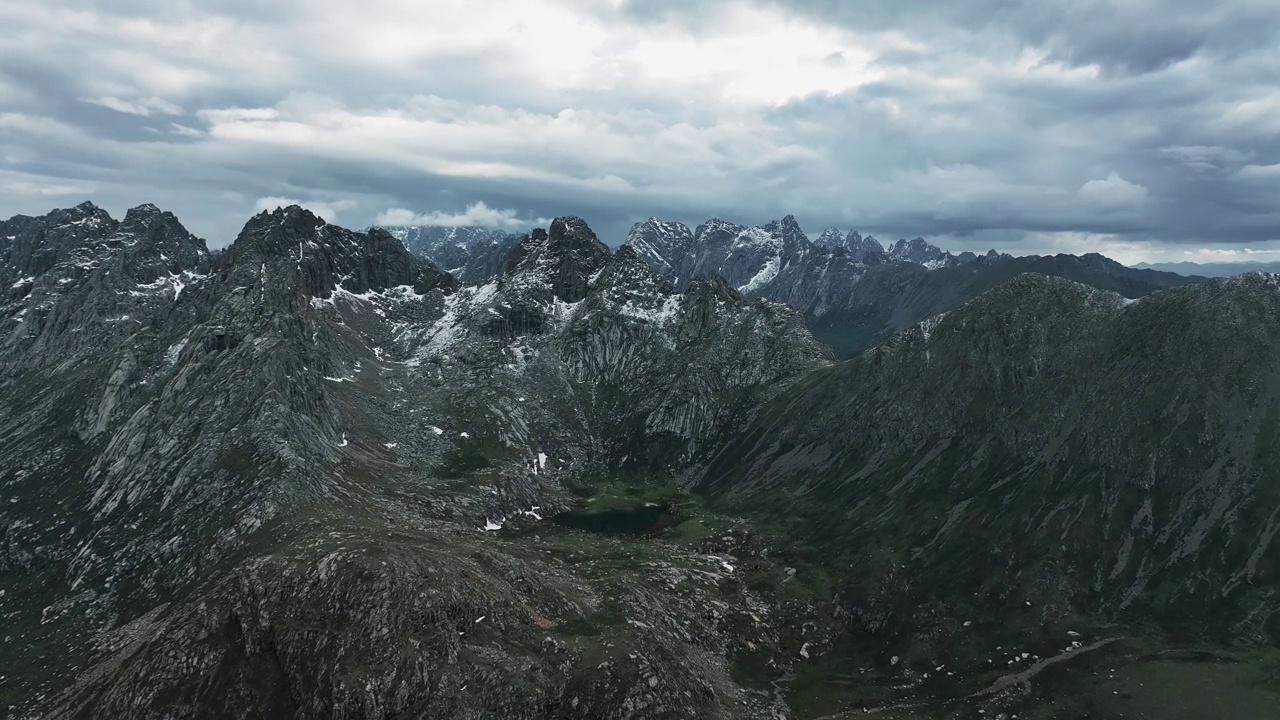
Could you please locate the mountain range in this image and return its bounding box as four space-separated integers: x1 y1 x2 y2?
1133 260 1280 277
392 216 1202 358
3 202 1278 719
384 225 523 283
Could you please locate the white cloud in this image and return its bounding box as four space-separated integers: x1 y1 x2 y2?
591 4 891 106
375 202 547 230
1077 172 1148 211
0 4 292 98
3 180 95 196
281 1 896 107
254 196 357 223
197 107 280 123
85 95 184 117
0 112 81 137
0 0 1276 250
1235 164 1280 180
0 169 96 197
1214 94 1280 134
196 96 799 209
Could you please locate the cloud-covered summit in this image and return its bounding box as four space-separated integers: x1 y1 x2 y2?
0 0 1276 260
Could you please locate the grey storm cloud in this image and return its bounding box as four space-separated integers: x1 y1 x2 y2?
0 0 1277 263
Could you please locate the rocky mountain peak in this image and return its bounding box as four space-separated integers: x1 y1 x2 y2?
889 236 949 265
220 206 324 268
113 204 209 283
591 243 676 297
1078 252 1127 272
118 203 195 238
628 217 692 247
812 228 885 262
685 273 742 304
0 201 216 373
677 273 751 333
386 224 522 283
630 218 688 238
760 215 808 245
624 218 694 283
815 227 844 247
121 202 164 221
51 200 115 232
848 231 881 249
694 218 747 240
504 217 611 303
66 200 111 221
1 202 121 284
608 242 649 272
217 207 454 302
247 204 327 244
549 216 607 254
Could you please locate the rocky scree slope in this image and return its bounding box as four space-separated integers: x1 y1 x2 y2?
1 205 831 720
625 216 1202 358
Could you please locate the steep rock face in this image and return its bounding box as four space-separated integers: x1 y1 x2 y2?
0 205 459 606
504 217 611 304
688 219 778 295
473 218 612 338
557 249 831 462
114 204 210 283
813 227 844 250
1 202 210 374
701 273 1280 648
622 217 693 284
219 206 456 306
387 225 523 282
848 232 885 259
0 204 467 716
412 219 831 463
629 215 832 296
2 206 829 720
1 202 118 282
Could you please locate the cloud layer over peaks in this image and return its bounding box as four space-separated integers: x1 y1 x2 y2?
0 0 1276 259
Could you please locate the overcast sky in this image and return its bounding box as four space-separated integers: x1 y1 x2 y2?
1 1 1277 263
